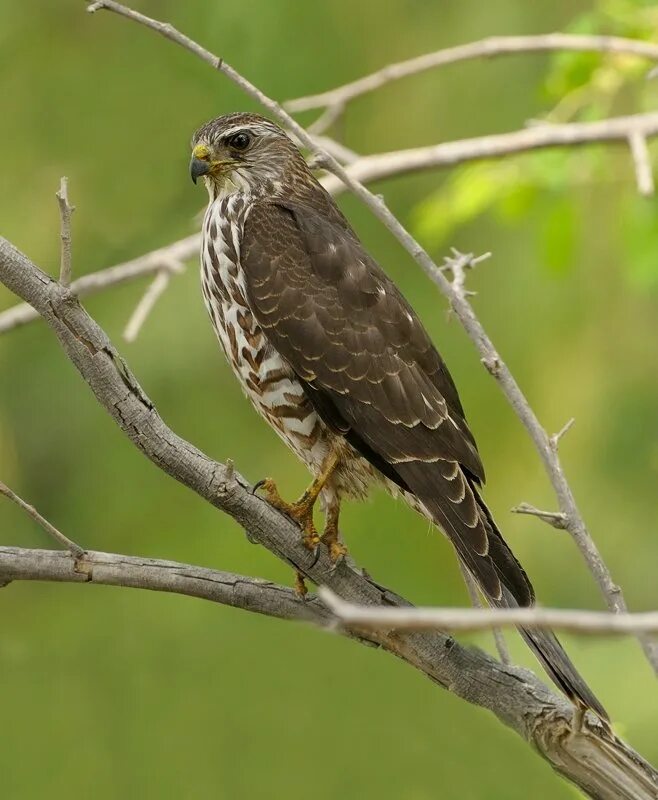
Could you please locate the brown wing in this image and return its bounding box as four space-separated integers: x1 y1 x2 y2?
241 199 517 595
241 199 609 720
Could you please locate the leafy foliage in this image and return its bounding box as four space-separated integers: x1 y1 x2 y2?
412 0 658 287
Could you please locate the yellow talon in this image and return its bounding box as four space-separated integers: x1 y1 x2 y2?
294 571 308 598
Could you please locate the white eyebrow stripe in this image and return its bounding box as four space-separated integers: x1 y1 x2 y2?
219 123 278 139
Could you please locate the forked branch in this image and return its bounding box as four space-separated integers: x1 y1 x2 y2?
80 0 658 674
0 236 656 799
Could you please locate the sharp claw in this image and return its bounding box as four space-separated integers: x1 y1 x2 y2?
328 550 346 572
309 547 321 569
252 478 267 495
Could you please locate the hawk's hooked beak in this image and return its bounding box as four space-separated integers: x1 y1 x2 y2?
190 157 210 184
190 144 211 184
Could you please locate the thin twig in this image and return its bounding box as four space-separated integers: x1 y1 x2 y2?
123 260 183 342
628 130 655 196
512 502 568 531
309 134 359 165
319 588 658 635
0 233 199 335
0 480 84 558
285 33 658 116
551 417 576 449
55 177 75 286
84 0 658 674
459 561 511 664
307 101 346 135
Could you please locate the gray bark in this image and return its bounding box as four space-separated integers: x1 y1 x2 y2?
0 236 656 800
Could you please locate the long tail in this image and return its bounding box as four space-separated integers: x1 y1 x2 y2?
395 461 609 722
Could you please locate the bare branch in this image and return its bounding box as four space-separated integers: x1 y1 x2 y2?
0 480 84 557
512 502 568 531
309 134 359 165
122 260 183 342
320 112 658 195
55 176 75 286
628 130 655 196
83 0 656 675
441 249 490 300
285 33 658 116
551 417 576 449
3 112 658 334
307 101 346 135
2 231 657 800
0 546 337 626
0 233 199 335
319 588 658 636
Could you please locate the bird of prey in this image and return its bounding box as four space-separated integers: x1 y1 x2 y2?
189 112 607 722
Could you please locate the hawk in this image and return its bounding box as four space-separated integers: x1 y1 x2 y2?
190 112 607 722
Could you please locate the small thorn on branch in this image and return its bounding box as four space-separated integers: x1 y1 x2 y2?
0 479 85 558
56 177 75 286
512 502 568 530
87 1 105 12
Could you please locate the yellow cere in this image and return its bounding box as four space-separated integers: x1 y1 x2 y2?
193 144 211 160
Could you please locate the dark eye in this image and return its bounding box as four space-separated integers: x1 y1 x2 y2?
227 131 252 151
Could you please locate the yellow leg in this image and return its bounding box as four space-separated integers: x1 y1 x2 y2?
294 571 308 598
321 501 347 563
255 449 340 553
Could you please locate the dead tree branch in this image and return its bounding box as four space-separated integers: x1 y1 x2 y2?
0 481 85 558
319 588 658 636
0 236 657 798
0 480 85 558
0 6 651 794
286 33 658 118
55 177 75 286
320 111 658 195
4 115 658 332
0 546 333 627
62 0 651 674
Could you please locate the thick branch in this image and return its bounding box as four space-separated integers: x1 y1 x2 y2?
1 235 657 799
286 33 658 114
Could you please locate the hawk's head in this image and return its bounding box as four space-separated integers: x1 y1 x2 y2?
190 112 307 196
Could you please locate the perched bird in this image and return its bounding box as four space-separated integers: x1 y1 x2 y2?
190 112 607 722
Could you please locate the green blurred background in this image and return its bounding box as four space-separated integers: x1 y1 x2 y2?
1 1 657 797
